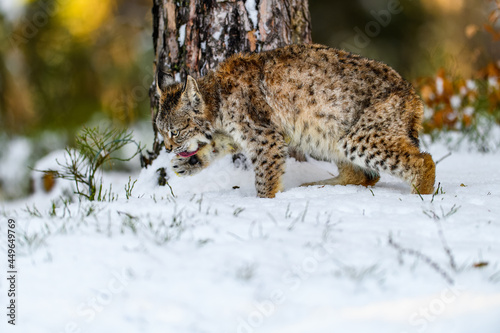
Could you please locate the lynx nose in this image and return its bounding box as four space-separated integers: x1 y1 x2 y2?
164 143 172 153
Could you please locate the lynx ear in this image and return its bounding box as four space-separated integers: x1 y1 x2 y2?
182 75 202 109
156 69 175 95
183 75 200 95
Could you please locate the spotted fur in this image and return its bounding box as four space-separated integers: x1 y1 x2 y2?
156 44 435 198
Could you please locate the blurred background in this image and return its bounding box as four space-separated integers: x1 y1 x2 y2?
311 0 497 78
0 0 499 198
0 0 153 136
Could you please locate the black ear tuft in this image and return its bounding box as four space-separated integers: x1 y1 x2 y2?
156 69 175 95
181 78 188 93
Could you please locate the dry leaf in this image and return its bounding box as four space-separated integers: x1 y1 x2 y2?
473 262 489 268
465 24 479 38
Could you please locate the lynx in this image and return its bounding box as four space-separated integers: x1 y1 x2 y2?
155 44 435 198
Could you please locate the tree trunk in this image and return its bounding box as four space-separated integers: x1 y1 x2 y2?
145 0 312 168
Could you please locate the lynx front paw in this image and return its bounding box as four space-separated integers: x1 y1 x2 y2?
171 154 205 176
171 132 240 177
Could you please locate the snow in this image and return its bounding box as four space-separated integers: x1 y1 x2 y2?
1 134 500 333
488 77 498 89
423 105 434 121
464 106 474 117
0 0 24 21
31 149 78 199
212 9 227 42
178 24 186 46
245 0 259 29
213 29 222 42
450 95 461 109
466 80 477 91
0 137 32 199
435 77 444 96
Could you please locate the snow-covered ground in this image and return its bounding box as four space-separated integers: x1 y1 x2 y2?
1 132 500 333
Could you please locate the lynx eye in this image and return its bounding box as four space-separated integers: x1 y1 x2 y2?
170 130 179 137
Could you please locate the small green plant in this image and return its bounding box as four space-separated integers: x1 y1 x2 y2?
23 204 42 218
18 231 47 253
61 196 72 217
300 201 309 223
287 202 309 230
43 126 143 201
196 194 204 212
284 203 292 219
145 207 188 245
413 185 424 201
95 183 118 202
49 201 57 217
125 177 137 200
233 207 245 217
423 204 461 220
388 234 454 285
431 182 445 203
422 205 460 272
118 211 139 234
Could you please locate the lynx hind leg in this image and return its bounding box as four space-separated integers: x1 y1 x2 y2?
381 148 435 195
341 133 435 195
171 132 240 176
411 152 435 194
301 161 380 188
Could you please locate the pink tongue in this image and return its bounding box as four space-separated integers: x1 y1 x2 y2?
178 150 198 158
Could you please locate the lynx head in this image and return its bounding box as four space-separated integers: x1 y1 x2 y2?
155 70 213 157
